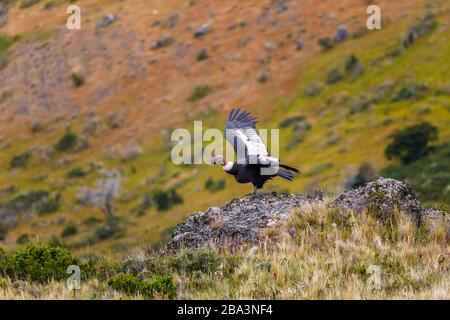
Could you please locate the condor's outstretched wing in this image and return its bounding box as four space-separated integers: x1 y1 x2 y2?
225 108 278 165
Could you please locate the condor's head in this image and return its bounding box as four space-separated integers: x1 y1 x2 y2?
212 155 234 171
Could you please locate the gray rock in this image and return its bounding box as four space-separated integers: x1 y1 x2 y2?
97 14 118 28
333 177 423 225
295 38 303 50
168 178 448 251
167 192 314 250
151 35 174 49
194 23 212 37
333 25 349 42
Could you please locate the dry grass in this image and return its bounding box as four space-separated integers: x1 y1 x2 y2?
1 199 448 300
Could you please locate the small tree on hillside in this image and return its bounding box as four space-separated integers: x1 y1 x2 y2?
385 122 438 165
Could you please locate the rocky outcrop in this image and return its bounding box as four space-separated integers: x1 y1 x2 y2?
333 177 423 225
167 193 315 250
168 178 448 251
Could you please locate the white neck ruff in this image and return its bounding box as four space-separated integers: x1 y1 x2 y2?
223 161 234 172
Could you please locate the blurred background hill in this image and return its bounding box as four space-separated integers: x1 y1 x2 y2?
0 0 449 255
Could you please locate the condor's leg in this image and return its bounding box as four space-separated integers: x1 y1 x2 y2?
251 185 258 194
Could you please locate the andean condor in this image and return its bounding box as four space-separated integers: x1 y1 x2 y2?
212 109 299 194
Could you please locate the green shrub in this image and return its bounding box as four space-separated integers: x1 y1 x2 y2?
197 49 209 61
37 194 61 215
148 275 177 299
48 235 62 247
16 234 30 245
7 190 49 211
318 37 333 50
10 152 31 169
385 122 438 164
187 85 213 102
61 224 78 237
153 189 183 211
382 144 450 206
108 273 142 296
55 132 77 151
83 216 101 226
108 273 177 299
70 72 85 87
67 167 87 179
170 248 220 274
326 68 343 84
205 178 226 192
390 83 429 102
95 217 119 240
11 243 74 283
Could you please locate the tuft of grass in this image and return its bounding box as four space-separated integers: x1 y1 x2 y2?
10 152 31 169
187 85 213 102
55 132 77 151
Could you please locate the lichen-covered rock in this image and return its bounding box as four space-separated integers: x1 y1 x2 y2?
167 192 314 250
168 178 448 251
333 177 424 225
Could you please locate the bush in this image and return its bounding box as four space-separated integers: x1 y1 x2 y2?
83 216 101 226
381 143 450 206
10 243 74 283
385 122 438 165
61 224 78 237
197 49 209 61
37 194 61 215
108 273 142 296
55 132 77 151
149 275 177 299
16 234 30 245
318 37 333 50
67 167 87 179
187 85 213 102
48 235 62 247
153 189 183 211
7 190 49 211
205 178 226 192
95 216 119 240
10 152 31 169
390 83 429 102
70 72 85 87
108 273 177 299
170 248 220 274
326 68 343 84
345 54 363 78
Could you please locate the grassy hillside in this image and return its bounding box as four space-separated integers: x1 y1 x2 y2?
1 199 448 299
0 0 449 257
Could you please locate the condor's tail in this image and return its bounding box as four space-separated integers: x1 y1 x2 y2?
279 163 300 173
277 169 294 181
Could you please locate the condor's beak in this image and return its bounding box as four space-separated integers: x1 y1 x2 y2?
211 158 216 165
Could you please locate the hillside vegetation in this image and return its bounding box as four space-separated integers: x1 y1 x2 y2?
0 198 448 299
0 0 449 257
